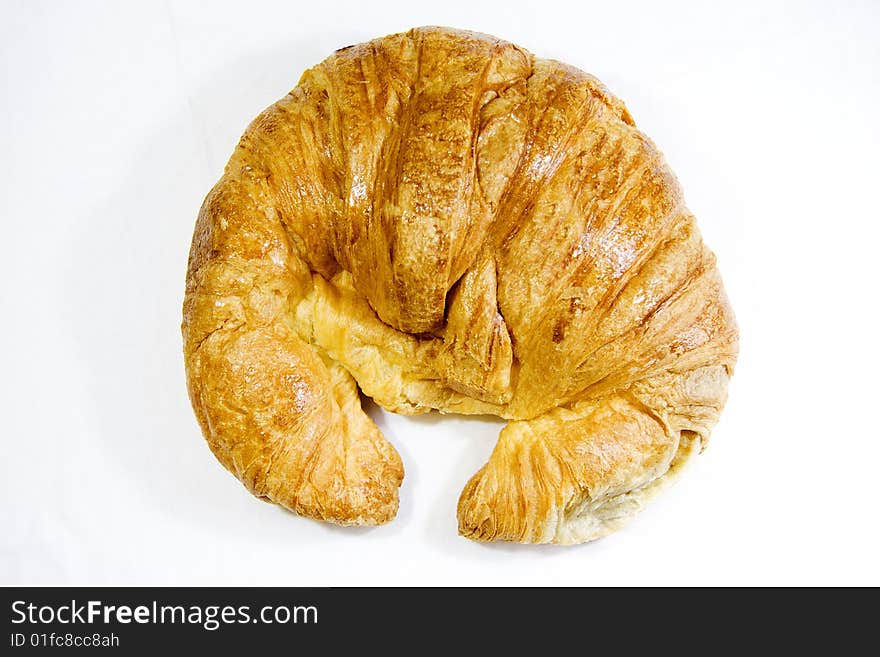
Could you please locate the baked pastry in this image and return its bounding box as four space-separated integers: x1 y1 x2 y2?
182 27 738 544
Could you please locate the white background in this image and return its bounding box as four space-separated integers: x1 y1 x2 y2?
2 0 879 586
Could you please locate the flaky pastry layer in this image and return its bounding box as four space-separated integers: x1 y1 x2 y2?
182 27 738 543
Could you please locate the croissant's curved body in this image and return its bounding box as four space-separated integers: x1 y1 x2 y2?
182 27 738 544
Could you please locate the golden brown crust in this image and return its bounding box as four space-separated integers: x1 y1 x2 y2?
182 27 738 539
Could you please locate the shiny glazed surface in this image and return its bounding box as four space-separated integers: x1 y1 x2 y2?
182 27 738 544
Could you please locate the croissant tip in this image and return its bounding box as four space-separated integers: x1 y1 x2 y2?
289 490 402 528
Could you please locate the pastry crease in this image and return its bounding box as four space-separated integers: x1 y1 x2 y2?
182 27 738 540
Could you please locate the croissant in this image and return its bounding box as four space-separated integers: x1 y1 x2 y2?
182 26 738 545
